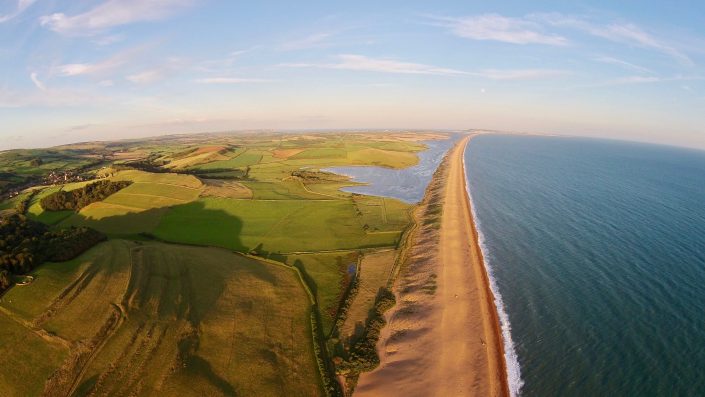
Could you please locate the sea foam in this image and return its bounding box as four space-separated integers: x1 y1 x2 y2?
463 145 524 397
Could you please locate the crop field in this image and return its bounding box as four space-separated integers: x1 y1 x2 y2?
0 240 321 397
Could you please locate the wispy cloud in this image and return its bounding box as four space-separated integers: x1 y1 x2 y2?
194 77 274 84
280 32 333 51
126 69 164 84
611 75 662 84
283 54 569 81
593 56 653 74
579 74 703 88
430 14 568 46
0 85 106 108
40 0 194 35
478 69 570 80
53 44 150 77
533 13 693 65
0 0 36 23
279 33 332 51
195 49 256 73
284 54 468 76
92 34 125 46
126 58 187 84
30 72 46 90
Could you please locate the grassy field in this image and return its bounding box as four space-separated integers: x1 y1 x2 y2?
0 240 322 397
0 131 439 394
0 312 68 397
59 171 203 234
153 197 403 253
284 251 359 333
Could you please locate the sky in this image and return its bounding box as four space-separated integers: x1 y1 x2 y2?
1 0 705 150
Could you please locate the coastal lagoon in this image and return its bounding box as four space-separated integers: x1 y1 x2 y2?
466 135 705 396
324 136 457 203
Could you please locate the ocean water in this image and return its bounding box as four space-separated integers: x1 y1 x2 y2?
323 136 457 203
465 135 705 396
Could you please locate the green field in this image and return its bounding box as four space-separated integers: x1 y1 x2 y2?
60 171 203 235
153 197 403 253
285 251 359 333
0 131 444 395
0 240 322 396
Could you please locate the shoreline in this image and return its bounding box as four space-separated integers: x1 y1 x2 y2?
463 140 523 396
355 135 509 396
459 137 512 396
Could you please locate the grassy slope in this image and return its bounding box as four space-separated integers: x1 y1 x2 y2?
60 171 203 234
340 249 398 340
0 313 68 397
0 240 321 397
153 197 402 253
285 251 359 333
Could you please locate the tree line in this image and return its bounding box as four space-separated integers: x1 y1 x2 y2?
40 180 132 211
0 214 105 292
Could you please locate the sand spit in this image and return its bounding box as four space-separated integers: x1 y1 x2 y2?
355 136 508 397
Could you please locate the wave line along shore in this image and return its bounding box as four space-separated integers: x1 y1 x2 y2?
355 135 509 396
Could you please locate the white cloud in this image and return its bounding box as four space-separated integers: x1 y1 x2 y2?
478 69 570 80
40 0 194 35
284 54 569 81
0 85 107 108
611 76 662 84
533 13 693 65
194 77 274 84
0 0 36 23
195 48 256 73
54 44 149 77
126 69 164 84
125 57 187 84
284 54 468 76
579 74 704 88
280 32 333 51
92 34 125 46
98 80 114 86
593 56 653 74
57 63 93 76
30 72 46 90
432 14 568 46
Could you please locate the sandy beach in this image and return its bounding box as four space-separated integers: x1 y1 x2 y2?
355 135 509 396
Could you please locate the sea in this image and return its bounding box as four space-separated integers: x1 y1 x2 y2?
465 134 705 396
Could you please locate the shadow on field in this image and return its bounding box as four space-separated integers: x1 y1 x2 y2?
70 201 245 252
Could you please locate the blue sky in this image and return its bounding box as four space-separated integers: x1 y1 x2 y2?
1 0 704 150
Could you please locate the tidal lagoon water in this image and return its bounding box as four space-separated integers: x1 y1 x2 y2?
323 137 457 203
465 135 705 396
